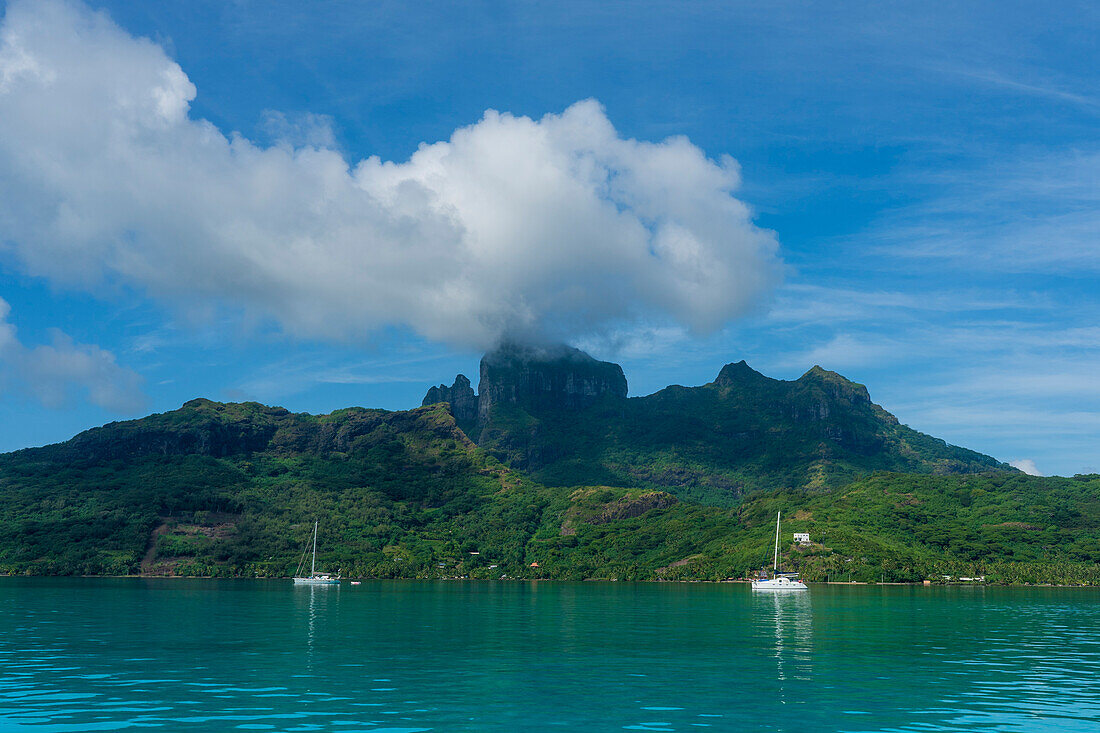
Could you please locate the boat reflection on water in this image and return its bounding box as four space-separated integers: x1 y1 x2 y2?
752 587 813 685
294 582 340 677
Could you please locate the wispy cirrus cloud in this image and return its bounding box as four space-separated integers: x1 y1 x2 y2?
765 283 1048 328
927 63 1100 110
236 348 463 402
740 273 1100 477
861 149 1100 272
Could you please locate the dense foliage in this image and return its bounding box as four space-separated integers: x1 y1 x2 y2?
474 362 1007 505
1 398 1097 584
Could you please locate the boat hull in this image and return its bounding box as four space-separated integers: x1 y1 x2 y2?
751 578 808 591
293 577 340 585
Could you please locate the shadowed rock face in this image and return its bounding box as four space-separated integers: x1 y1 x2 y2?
419 344 1010 501
476 342 627 420
422 342 629 432
422 374 479 424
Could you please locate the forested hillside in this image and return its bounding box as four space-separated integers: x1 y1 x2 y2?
1 387 1097 584
427 345 1008 504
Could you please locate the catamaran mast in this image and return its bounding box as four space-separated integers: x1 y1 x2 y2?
773 511 781 572
311 520 318 578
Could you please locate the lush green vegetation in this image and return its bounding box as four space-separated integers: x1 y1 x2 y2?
734 471 1100 584
1 397 1097 584
475 361 1007 505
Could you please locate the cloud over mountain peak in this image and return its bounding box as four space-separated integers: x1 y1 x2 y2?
0 0 781 350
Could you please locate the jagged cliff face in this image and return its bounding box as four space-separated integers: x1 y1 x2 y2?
709 361 886 457
422 374 479 424
423 345 1009 503
422 343 628 432
476 343 627 419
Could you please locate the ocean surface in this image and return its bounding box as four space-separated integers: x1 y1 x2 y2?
1 579 1098 732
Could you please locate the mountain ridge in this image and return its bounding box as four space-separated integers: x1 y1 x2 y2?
13 344 1007 504
10 343 1087 584
424 344 1010 503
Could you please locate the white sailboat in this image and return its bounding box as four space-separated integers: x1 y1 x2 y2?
293 520 340 585
751 511 808 591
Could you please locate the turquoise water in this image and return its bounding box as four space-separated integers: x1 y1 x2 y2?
2 580 1099 731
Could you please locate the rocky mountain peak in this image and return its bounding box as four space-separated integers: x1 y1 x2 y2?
422 374 479 423
797 365 871 405
420 342 628 437
477 342 627 419
713 360 769 387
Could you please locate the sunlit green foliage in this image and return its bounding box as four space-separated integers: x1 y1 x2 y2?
0 399 1097 584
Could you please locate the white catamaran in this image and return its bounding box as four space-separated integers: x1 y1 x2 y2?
751 511 808 591
293 520 340 585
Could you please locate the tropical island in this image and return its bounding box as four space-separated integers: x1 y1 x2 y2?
2 342 1098 585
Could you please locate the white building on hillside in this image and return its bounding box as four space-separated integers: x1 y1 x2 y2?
793 532 811 545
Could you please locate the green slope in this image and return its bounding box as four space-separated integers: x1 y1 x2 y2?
473 359 1007 505
0 400 523 576
1 397 1097 584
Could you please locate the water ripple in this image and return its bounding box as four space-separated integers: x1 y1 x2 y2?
2 580 1099 731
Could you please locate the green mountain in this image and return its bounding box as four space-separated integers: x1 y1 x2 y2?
0 399 538 576
2 345 1097 585
424 344 1009 504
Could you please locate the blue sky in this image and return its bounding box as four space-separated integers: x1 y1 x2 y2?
0 0 1097 476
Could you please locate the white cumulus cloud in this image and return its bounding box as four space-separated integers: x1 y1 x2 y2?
1009 459 1043 476
0 297 145 413
0 0 781 351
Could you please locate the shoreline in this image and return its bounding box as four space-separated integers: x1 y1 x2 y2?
2 574 1098 588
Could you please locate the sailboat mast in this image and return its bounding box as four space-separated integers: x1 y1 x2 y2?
311 520 318 577
773 511 781 572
